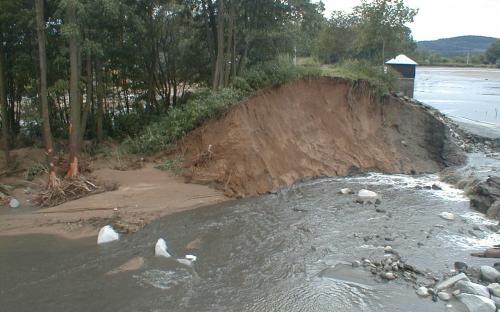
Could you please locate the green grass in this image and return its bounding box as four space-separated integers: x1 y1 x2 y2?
24 163 47 181
155 155 184 175
320 59 399 97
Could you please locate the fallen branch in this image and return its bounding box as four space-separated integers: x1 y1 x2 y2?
471 248 500 258
35 176 102 207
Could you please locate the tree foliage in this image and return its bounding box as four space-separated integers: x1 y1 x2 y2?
314 0 417 64
486 40 500 65
0 0 420 175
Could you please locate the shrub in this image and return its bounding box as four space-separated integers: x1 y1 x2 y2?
155 154 184 175
25 163 47 181
123 87 243 154
241 60 321 90
112 112 152 140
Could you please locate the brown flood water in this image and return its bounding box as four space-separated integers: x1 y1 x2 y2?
2 154 500 311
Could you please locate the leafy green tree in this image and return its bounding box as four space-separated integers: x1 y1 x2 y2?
314 11 355 63
486 40 500 64
352 0 417 63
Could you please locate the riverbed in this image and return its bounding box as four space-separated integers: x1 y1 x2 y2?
2 159 500 312
415 67 500 135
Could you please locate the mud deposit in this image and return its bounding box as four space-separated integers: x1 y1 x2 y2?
181 77 463 197
2 159 500 312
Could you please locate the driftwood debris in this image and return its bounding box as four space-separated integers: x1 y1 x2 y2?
471 247 500 258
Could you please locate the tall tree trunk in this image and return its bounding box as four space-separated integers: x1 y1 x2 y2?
224 5 234 86
0 44 9 169
231 17 237 79
36 0 59 188
95 59 104 143
80 52 92 145
66 1 81 179
237 41 249 76
212 0 225 90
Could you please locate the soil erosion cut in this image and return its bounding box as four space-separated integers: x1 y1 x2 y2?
180 77 464 197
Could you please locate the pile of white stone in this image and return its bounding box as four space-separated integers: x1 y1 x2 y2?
416 266 500 312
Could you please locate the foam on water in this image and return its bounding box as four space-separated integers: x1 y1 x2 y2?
314 173 468 202
443 233 500 250
441 211 500 250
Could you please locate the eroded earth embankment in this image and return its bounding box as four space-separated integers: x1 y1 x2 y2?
180 77 465 197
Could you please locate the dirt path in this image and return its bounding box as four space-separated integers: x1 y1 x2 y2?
0 164 228 239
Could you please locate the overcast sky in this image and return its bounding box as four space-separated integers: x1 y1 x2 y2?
321 0 500 41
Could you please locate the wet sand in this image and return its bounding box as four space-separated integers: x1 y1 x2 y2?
0 164 229 239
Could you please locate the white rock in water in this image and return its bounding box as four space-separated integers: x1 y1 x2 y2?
340 188 352 195
97 225 120 244
416 286 429 297
177 258 194 267
456 293 496 312
439 212 455 221
155 238 171 258
185 254 197 262
436 273 470 291
488 283 500 297
438 292 452 301
358 189 378 199
456 280 490 298
481 266 500 283
9 198 20 208
380 272 396 280
384 246 393 253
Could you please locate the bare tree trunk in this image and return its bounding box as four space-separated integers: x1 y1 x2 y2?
224 5 234 86
231 16 237 79
0 41 10 169
80 52 92 145
36 0 59 188
66 1 81 179
95 59 104 143
212 0 225 90
237 42 248 76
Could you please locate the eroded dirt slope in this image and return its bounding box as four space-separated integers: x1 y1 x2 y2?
180 77 464 197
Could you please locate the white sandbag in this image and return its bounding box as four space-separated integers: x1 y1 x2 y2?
155 238 171 258
97 225 120 244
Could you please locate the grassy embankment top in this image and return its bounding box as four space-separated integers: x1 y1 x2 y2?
123 60 398 155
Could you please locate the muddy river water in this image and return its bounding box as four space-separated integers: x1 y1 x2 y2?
2 68 500 312
415 67 500 128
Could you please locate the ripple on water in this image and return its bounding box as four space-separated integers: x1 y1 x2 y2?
134 268 193 290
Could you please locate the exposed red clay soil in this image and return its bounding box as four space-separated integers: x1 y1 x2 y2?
180 77 464 197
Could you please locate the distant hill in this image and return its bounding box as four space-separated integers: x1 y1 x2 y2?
417 36 498 56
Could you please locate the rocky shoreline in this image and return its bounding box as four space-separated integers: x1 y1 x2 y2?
357 246 500 312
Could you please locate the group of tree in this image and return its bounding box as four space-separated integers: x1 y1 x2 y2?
486 40 500 65
313 0 417 64
0 0 418 189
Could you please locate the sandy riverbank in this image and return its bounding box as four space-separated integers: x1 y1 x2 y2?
0 163 228 239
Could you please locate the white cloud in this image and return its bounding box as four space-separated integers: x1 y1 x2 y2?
321 0 500 41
